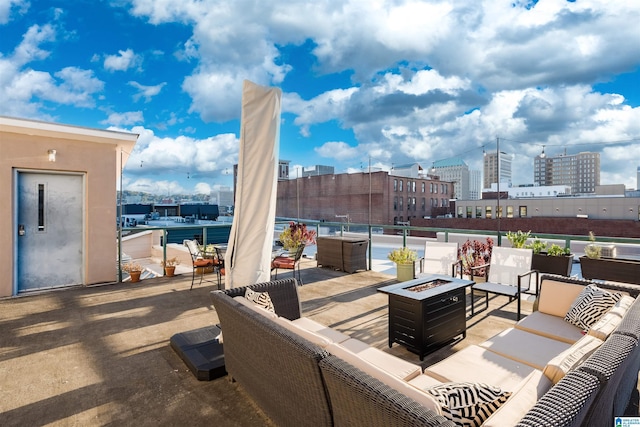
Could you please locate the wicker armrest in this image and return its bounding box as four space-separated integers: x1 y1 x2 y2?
319 356 455 427
221 278 302 320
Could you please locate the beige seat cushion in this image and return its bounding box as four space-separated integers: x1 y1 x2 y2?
515 311 584 344
270 314 332 347
335 338 422 381
482 369 553 427
543 334 603 384
326 342 442 415
423 345 536 392
588 295 635 340
291 317 350 344
537 279 586 317
480 328 572 370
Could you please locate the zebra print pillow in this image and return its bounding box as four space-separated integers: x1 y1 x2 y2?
425 382 511 427
564 284 621 330
245 288 275 313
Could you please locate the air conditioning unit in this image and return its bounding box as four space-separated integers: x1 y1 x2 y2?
598 245 616 258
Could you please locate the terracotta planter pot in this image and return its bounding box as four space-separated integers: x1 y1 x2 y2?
164 266 176 277
579 256 640 285
129 271 141 283
532 253 573 276
396 262 415 282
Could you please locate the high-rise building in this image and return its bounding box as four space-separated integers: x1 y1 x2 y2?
469 170 482 200
431 158 470 199
483 151 513 189
534 151 600 194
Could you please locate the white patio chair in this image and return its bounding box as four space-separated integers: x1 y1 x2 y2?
470 246 538 321
418 241 461 277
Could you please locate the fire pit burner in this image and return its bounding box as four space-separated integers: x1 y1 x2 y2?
405 279 452 292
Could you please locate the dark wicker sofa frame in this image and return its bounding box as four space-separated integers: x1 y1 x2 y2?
210 278 453 427
211 276 640 427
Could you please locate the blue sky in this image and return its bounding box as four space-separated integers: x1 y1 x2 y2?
1 0 639 196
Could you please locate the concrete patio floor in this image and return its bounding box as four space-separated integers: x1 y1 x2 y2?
1 258 637 426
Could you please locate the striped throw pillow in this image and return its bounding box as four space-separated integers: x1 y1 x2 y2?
426 382 511 427
245 288 275 313
565 285 621 330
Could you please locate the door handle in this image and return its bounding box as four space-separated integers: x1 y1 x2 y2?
18 224 25 236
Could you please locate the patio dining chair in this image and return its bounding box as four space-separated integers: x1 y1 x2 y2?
214 246 225 290
185 239 216 290
418 241 461 277
470 246 538 321
271 244 305 285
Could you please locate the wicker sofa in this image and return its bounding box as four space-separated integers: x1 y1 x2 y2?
210 276 640 427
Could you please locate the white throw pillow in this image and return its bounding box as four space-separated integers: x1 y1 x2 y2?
564 285 621 330
425 382 511 427
245 288 275 312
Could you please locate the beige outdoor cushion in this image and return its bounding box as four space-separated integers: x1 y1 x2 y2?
479 328 571 370
482 369 553 427
233 296 278 318
423 345 536 393
543 334 603 384
291 317 350 344
588 295 635 340
334 338 422 381
326 342 442 415
270 314 332 347
537 279 586 317
515 311 584 344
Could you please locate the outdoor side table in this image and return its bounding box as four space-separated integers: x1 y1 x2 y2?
316 236 368 273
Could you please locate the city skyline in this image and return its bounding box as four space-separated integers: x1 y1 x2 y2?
2 1 639 194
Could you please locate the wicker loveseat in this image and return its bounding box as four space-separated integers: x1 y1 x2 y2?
210 276 640 427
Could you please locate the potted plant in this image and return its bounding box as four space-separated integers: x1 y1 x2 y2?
122 261 143 283
505 230 530 249
388 247 418 281
529 240 573 276
161 257 181 277
279 222 317 253
579 231 640 284
458 238 493 280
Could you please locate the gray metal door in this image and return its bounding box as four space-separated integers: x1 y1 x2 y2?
17 172 84 292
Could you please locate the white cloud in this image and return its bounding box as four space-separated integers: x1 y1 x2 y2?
104 49 142 72
0 0 29 24
128 81 166 102
118 126 239 184
103 111 144 126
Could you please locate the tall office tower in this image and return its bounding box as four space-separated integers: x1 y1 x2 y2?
534 151 600 194
469 170 482 200
483 151 513 189
432 158 470 199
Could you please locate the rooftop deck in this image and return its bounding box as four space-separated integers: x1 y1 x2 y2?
0 258 636 426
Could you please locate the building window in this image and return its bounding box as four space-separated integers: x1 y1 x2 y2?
485 206 492 219
434 183 438 194
399 180 403 192
441 183 445 193
458 206 464 218
394 197 398 210
476 206 482 218
421 198 426 211
430 183 434 193
399 197 403 211
394 179 397 191
412 181 416 192
422 182 425 192
466 206 473 218
412 197 417 211
507 206 514 218
519 206 527 218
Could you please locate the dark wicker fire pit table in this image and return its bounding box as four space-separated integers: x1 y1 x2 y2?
378 274 474 360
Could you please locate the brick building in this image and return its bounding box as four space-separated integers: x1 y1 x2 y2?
276 170 454 225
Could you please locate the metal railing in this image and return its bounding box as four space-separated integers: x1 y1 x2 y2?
117 220 640 280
